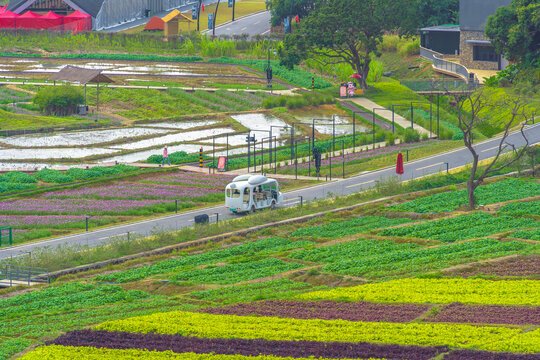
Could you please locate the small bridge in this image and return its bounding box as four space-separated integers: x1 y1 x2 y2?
0 265 50 287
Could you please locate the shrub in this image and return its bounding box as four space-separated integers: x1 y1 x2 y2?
147 151 202 165
0 171 37 184
402 128 420 143
34 168 74 184
33 84 84 116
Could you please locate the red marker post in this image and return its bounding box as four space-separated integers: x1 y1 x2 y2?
396 152 404 174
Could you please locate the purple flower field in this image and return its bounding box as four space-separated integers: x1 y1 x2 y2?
0 171 236 243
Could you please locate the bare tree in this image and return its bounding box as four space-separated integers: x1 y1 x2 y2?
452 87 535 209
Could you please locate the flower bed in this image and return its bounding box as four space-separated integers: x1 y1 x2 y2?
428 303 540 325
202 300 429 322
47 330 443 360
0 170 237 244
299 278 540 306
94 310 540 352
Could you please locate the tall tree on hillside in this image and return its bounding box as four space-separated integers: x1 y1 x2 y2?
485 0 540 63
451 87 536 209
267 0 316 27
279 0 407 89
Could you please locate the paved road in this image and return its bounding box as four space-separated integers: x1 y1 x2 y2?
104 0 220 32
203 11 271 38
1 123 538 260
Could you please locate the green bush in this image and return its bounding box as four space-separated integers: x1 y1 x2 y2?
262 92 334 109
0 182 37 194
147 151 204 165
65 164 139 180
33 84 84 116
402 128 420 143
34 168 74 184
0 171 37 184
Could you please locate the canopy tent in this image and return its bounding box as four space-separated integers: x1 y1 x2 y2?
144 16 164 31
16 10 40 29
37 11 64 30
0 10 18 28
63 10 91 32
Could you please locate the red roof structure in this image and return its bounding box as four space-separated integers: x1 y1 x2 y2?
17 10 40 29
144 16 164 31
0 10 18 28
0 5 7 14
64 10 91 32
37 11 63 30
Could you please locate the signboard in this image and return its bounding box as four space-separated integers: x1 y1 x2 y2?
217 156 226 171
208 13 213 30
192 4 198 19
284 17 290 34
228 0 233 7
339 86 347 98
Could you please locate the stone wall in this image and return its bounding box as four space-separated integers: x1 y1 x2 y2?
459 30 500 70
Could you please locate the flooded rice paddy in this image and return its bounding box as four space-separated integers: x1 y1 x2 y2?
0 128 169 147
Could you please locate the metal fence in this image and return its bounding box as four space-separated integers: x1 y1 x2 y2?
420 46 477 84
0 265 50 287
401 79 479 93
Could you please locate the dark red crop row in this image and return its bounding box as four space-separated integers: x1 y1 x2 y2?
448 255 540 278
49 330 446 360
429 303 540 325
201 300 429 322
444 349 540 360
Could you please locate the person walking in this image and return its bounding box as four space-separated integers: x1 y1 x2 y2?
162 146 171 166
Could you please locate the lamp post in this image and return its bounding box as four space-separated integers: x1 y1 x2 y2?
269 124 291 170
261 136 277 173
250 129 271 172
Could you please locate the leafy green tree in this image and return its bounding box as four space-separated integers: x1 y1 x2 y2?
268 0 316 27
395 0 459 35
279 0 406 89
485 0 540 63
34 84 84 116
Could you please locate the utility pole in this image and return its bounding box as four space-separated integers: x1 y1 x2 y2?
197 0 202 31
213 0 221 37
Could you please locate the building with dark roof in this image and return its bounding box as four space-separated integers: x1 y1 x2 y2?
459 0 511 70
7 0 199 30
420 0 512 71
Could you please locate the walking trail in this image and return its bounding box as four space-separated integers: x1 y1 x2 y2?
349 97 432 136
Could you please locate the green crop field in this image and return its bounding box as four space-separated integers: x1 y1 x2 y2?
2 175 539 360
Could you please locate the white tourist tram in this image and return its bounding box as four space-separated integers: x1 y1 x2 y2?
225 175 283 213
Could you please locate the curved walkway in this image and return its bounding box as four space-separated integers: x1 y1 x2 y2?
348 97 431 136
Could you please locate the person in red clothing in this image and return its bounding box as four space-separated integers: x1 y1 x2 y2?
162 146 171 166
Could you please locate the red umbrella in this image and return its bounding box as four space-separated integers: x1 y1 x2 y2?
349 73 362 79
396 152 404 175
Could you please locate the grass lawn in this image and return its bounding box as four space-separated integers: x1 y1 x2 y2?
123 0 267 34
85 87 270 120
0 108 112 131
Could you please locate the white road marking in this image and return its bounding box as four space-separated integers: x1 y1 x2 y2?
346 180 374 188
241 27 247 31
481 145 501 153
416 162 443 171
254 21 260 25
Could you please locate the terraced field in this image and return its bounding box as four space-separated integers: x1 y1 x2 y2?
2 177 539 360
